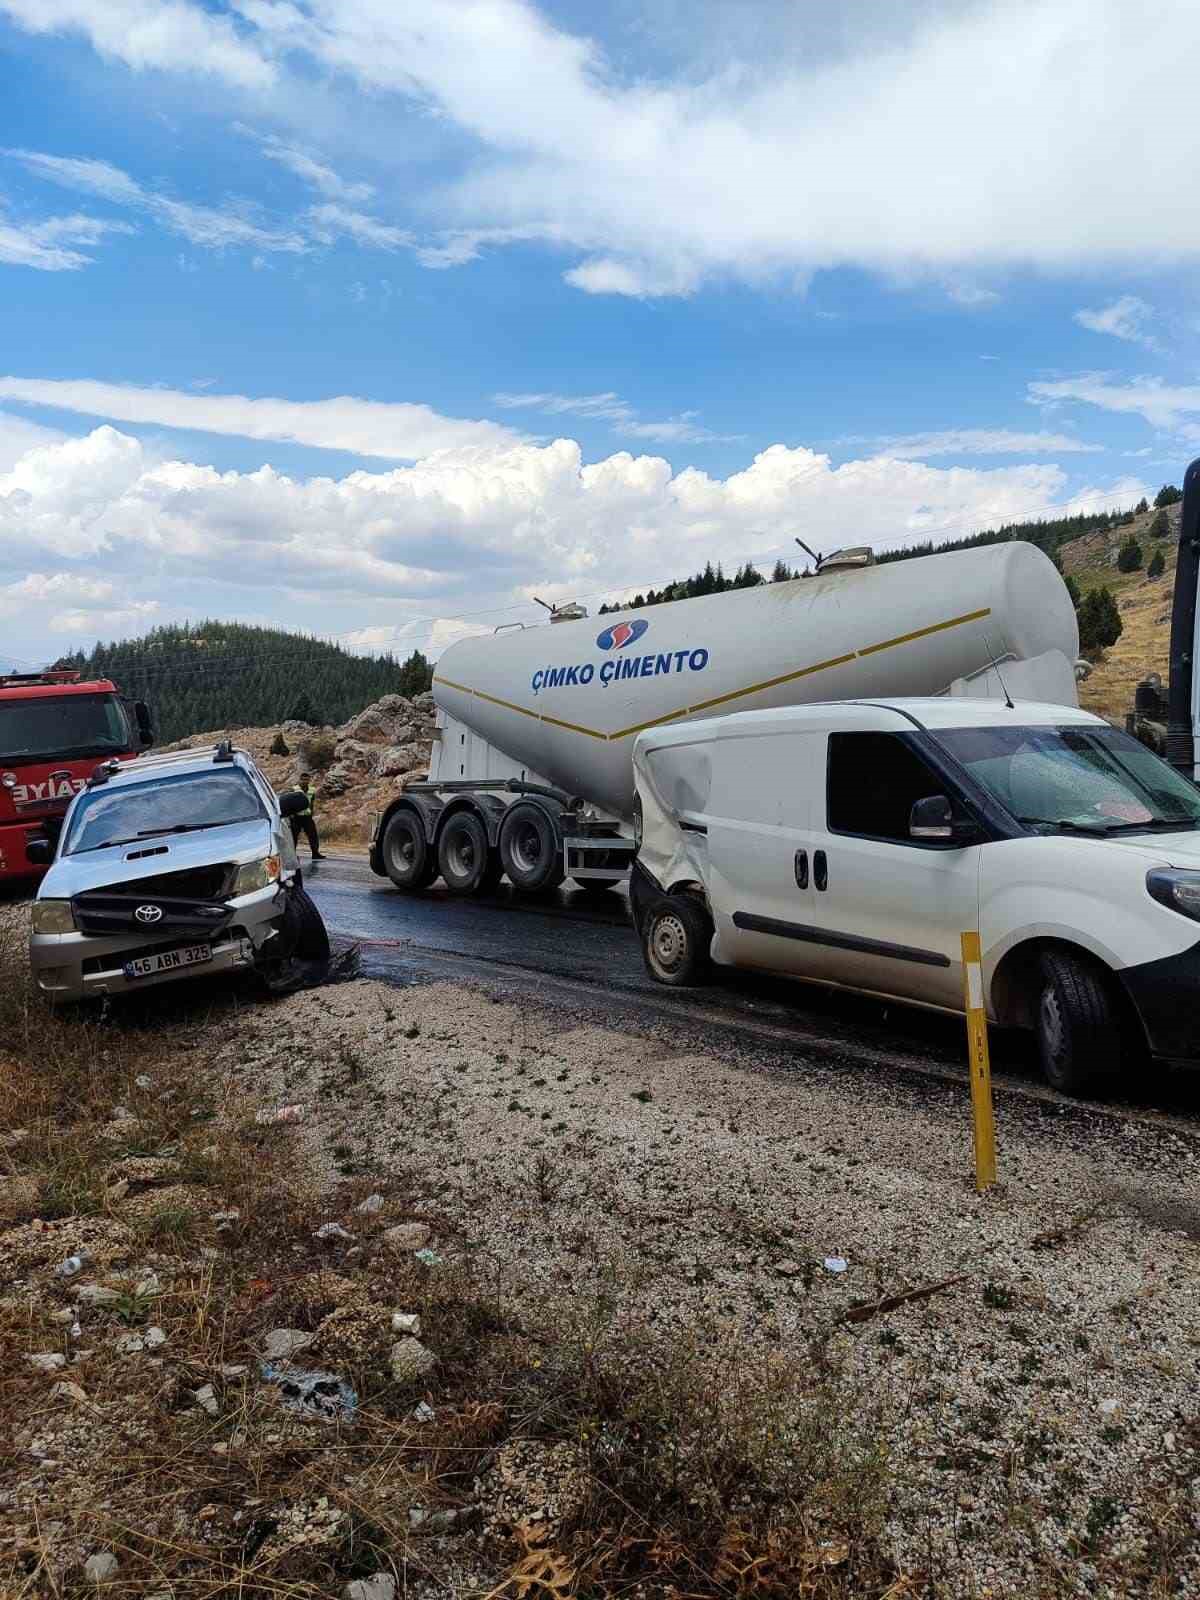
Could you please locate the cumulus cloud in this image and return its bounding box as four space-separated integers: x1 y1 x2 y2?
1073 295 1159 349
0 0 273 87
0 376 522 459
0 421 1148 659
0 570 160 635
0 410 68 471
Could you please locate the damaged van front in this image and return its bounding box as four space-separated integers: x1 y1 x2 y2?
28 743 328 1000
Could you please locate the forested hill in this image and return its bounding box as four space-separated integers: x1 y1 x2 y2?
58 623 433 745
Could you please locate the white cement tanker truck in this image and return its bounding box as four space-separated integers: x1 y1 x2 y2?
368 539 1081 896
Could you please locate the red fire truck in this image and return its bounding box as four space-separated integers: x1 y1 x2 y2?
0 670 154 883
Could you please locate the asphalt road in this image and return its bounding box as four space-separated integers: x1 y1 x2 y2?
301 851 1200 1124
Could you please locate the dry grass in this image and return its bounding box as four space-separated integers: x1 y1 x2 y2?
0 921 902 1600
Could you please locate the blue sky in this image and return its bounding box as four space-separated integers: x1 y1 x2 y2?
1 0 1198 668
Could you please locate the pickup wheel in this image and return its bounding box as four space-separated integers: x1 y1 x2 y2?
382 809 436 891
290 885 330 962
438 811 495 896
1035 949 1119 1094
642 895 713 987
499 802 564 891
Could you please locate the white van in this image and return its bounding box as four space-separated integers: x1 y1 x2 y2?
631 698 1200 1093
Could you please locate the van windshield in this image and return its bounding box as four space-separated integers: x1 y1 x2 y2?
935 724 1200 834
64 770 267 855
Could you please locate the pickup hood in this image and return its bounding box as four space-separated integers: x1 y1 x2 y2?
39 817 274 899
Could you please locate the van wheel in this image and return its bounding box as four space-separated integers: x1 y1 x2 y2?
382 809 436 891
438 811 494 895
642 895 713 987
499 802 564 891
1036 950 1119 1094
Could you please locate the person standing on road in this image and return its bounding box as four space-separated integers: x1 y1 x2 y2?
290 772 325 860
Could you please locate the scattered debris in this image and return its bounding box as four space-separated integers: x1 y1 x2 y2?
134 1074 154 1090
54 1252 90 1278
84 1552 119 1584
356 1192 385 1214
344 1573 396 1600
255 1103 306 1125
262 1327 315 1360
220 1364 249 1380
76 1284 119 1306
414 1247 441 1267
314 1221 355 1242
823 1255 848 1274
261 1361 359 1423
27 1352 66 1372
412 1401 435 1423
844 1275 966 1325
136 1271 162 1297
50 1380 89 1405
383 1222 431 1251
145 1325 167 1348
390 1335 437 1383
193 1383 220 1416
391 1311 421 1335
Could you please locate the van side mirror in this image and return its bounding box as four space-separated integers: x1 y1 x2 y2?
25 836 51 866
910 794 980 844
279 791 307 819
134 701 154 748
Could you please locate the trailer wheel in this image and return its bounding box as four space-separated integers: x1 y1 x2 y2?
382 808 436 892
641 895 712 987
438 810 495 895
1035 949 1120 1094
499 802 564 891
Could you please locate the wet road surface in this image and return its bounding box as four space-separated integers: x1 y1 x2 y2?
302 851 1200 1127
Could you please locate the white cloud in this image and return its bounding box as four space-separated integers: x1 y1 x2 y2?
946 283 1000 307
222 0 1200 296
7 148 310 255
307 202 412 252
48 600 160 634
0 421 1146 657
251 132 374 202
866 428 1102 459
1073 295 1159 349
0 0 273 88
0 204 133 271
0 377 522 460
0 410 67 470
493 390 735 445
1029 372 1200 443
0 569 160 635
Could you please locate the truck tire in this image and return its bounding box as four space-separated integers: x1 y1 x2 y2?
642 895 713 987
573 876 621 895
1035 949 1119 1094
499 802 564 892
438 810 497 895
382 808 436 892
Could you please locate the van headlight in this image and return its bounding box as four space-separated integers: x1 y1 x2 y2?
231 856 280 895
1146 869 1200 922
32 899 76 935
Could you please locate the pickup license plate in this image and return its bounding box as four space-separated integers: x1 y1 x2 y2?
123 944 212 980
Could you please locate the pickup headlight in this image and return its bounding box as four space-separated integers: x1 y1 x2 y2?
231 856 281 896
1147 869 1200 922
32 899 76 935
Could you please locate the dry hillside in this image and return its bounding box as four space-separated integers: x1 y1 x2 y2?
1060 502 1182 722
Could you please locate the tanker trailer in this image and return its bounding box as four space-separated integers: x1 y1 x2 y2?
368 539 1080 896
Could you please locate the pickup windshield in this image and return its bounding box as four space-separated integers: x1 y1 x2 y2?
64 770 267 855
0 694 130 764
935 724 1200 834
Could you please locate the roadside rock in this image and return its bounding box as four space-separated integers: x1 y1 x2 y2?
344 1574 396 1600
263 1328 315 1360
389 1336 437 1383
27 1352 66 1372
84 1553 119 1583
339 696 415 744
333 739 382 774
377 743 425 777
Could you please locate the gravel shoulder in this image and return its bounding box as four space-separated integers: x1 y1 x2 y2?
214 974 1200 1598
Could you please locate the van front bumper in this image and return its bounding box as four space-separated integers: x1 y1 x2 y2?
1119 940 1200 1063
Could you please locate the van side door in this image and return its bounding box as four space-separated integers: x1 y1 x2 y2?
805 729 982 1008
705 728 825 974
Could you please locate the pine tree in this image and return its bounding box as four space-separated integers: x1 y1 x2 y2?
1154 485 1182 509
1147 547 1166 579
1149 508 1169 539
1078 588 1123 651
1116 536 1143 573
1134 497 1149 515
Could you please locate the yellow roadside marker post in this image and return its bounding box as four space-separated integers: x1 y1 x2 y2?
961 932 997 1191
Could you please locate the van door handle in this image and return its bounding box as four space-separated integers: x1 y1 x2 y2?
814 849 828 892
794 849 808 889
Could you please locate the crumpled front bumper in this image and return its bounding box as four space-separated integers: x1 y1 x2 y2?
29 883 288 1001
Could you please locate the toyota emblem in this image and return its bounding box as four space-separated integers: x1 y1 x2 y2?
134 904 164 924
